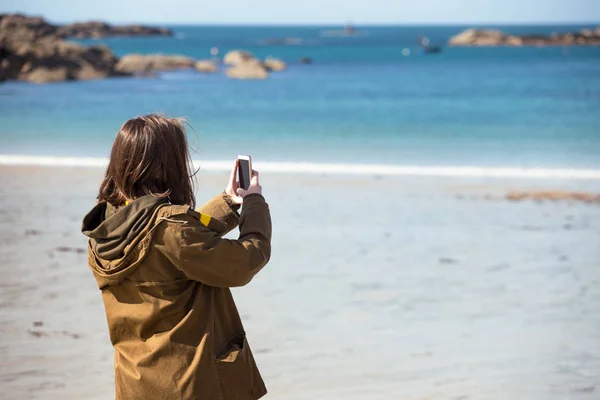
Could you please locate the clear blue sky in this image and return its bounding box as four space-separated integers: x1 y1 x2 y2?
1 0 599 24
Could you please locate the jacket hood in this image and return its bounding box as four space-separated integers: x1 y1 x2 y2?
82 194 170 288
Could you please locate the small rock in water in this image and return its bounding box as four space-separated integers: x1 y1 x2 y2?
33 321 44 327
194 60 218 73
263 57 286 72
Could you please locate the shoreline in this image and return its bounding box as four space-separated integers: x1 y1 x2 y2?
1 154 600 180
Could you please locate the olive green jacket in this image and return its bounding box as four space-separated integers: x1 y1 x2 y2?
82 192 271 399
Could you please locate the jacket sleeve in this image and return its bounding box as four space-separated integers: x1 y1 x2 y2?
173 194 271 288
195 192 240 235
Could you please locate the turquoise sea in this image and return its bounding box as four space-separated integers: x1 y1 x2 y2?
1 25 599 168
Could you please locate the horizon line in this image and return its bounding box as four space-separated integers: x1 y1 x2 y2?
7 13 597 27
48 20 600 27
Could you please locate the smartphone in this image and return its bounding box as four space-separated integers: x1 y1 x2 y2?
237 155 252 190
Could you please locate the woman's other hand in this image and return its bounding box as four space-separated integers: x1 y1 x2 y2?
225 159 243 205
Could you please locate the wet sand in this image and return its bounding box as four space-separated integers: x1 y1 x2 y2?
1 166 599 399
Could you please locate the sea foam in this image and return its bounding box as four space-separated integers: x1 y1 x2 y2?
1 154 600 180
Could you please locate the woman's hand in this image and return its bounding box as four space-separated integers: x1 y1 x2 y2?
237 170 262 199
225 160 263 204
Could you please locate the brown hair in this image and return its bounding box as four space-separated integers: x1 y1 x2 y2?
98 114 196 208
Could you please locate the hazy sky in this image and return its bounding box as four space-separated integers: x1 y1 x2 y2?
1 0 598 24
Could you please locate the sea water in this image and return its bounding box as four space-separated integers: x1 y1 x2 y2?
0 25 599 172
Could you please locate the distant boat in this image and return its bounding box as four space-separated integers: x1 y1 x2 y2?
344 23 357 35
320 23 367 37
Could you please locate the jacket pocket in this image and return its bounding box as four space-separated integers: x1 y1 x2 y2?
215 333 266 399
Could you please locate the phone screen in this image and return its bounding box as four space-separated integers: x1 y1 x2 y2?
238 158 251 190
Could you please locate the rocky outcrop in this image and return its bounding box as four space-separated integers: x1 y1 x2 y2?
222 50 290 79
0 13 172 40
0 14 58 39
0 14 291 83
449 29 515 46
449 27 600 46
194 60 218 73
57 21 172 39
1 39 120 83
264 57 286 72
115 54 194 74
225 60 269 80
0 14 122 83
223 50 256 66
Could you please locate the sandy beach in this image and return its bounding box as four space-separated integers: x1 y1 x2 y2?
1 165 599 399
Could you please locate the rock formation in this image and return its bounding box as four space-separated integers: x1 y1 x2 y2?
223 50 256 66
115 54 194 74
225 60 269 80
57 21 172 39
0 14 291 83
264 57 286 72
0 14 122 83
222 50 290 79
0 13 58 39
194 60 218 73
449 27 600 46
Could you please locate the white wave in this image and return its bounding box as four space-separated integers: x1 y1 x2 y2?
1 154 600 180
